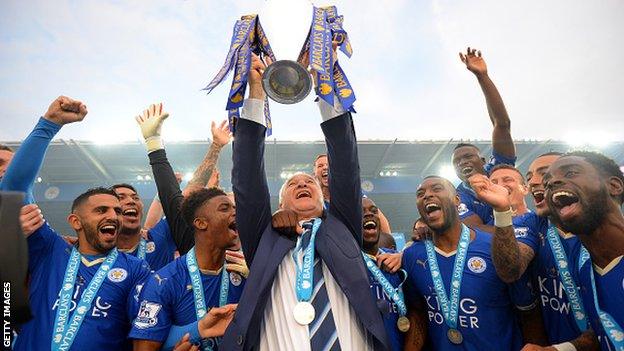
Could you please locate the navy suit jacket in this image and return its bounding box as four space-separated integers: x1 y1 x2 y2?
222 113 390 350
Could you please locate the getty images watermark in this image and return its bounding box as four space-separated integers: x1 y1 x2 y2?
3 281 11 348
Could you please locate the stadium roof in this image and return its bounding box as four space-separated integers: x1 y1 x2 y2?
4 138 623 236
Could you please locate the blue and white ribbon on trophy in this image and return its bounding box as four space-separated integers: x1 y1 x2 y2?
299 6 356 112
203 15 277 135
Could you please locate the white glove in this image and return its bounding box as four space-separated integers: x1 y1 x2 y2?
135 102 169 152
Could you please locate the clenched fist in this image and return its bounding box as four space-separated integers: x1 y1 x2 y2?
43 96 88 125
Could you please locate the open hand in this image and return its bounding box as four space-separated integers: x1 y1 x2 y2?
135 102 169 140
43 96 88 125
211 120 232 147
198 304 237 338
459 47 487 76
468 174 511 212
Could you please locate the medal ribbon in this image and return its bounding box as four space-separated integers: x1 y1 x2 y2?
186 247 230 351
51 247 119 351
292 218 322 302
578 247 624 350
137 237 147 260
361 252 408 318
424 224 470 331
545 224 588 331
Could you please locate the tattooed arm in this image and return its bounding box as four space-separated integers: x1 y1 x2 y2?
469 174 535 282
184 120 231 194
492 229 535 283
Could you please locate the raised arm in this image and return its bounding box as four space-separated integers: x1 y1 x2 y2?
231 54 272 264
136 103 195 254
184 121 231 195
0 96 87 203
460 47 515 159
322 106 362 244
469 174 534 282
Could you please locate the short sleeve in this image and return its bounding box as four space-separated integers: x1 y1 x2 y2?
484 151 517 174
128 273 174 343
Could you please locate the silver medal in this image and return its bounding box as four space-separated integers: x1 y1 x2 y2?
293 301 316 325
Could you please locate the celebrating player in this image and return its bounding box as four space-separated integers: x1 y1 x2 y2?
453 47 516 232
544 151 624 351
402 176 533 350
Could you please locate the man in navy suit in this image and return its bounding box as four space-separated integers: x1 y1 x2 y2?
221 55 389 350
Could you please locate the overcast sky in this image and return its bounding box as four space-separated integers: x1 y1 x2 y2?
1 0 623 143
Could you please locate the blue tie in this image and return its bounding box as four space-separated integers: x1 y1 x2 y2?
301 221 341 351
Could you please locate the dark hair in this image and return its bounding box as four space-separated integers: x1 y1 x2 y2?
453 143 480 152
110 183 138 194
563 151 624 204
490 164 526 184
536 151 563 158
0 144 13 152
180 187 228 226
71 187 119 213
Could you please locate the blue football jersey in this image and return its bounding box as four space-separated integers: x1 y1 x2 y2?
577 255 624 351
517 214 587 344
125 218 177 271
366 248 405 351
402 230 524 351
14 222 151 351
128 254 246 348
457 151 516 223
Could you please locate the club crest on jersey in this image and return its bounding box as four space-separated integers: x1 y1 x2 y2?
457 203 469 216
146 241 156 253
514 227 529 238
230 272 242 286
467 257 487 273
108 268 128 283
134 301 162 329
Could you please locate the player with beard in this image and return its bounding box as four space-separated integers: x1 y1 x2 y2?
481 154 599 350
130 187 243 350
402 176 531 350
544 151 624 351
12 187 151 350
111 183 178 271
452 48 516 232
361 197 411 351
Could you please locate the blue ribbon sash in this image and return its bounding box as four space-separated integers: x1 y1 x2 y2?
362 252 408 317
578 247 624 350
292 218 322 302
51 247 119 351
186 247 230 351
424 224 470 330
137 238 147 260
545 224 587 331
